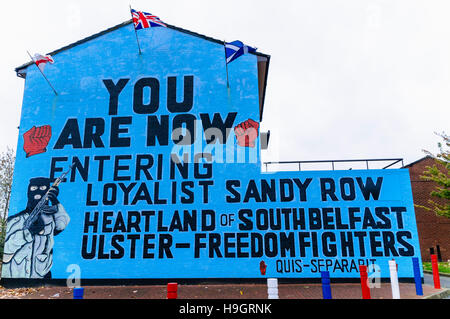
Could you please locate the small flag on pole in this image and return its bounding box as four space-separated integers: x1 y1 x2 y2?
225 40 257 64
32 53 54 72
131 9 167 29
129 7 166 55
223 40 257 88
27 51 57 95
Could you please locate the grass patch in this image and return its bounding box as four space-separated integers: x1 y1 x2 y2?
423 262 450 274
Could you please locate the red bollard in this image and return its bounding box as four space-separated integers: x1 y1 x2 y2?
431 255 441 289
167 282 178 299
359 265 371 299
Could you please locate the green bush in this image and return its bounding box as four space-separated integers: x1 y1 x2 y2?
423 262 450 274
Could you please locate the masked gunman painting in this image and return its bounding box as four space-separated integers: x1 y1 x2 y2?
2 177 69 278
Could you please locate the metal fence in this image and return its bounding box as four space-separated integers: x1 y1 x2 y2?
263 158 404 172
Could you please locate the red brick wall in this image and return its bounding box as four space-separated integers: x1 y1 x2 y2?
406 156 450 261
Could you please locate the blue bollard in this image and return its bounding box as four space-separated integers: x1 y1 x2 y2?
321 271 332 299
73 287 84 299
412 257 423 296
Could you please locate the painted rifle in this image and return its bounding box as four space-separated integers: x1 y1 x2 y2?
23 164 74 230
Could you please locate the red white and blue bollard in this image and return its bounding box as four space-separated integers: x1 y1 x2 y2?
412 257 423 296
359 265 371 299
431 254 441 289
73 287 84 299
267 278 279 299
321 271 332 299
388 260 400 299
167 282 178 299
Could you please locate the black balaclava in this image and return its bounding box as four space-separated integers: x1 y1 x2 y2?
26 177 51 210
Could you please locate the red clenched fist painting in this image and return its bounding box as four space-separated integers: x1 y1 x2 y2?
234 118 259 148
23 125 52 158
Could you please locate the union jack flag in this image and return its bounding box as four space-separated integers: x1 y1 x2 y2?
131 9 166 30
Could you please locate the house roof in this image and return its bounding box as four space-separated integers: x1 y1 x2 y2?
15 18 270 121
403 155 433 168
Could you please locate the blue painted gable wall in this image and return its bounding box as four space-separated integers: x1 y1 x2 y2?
5 23 421 280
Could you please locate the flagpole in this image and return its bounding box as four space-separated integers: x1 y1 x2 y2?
223 42 230 88
27 51 58 96
129 5 142 55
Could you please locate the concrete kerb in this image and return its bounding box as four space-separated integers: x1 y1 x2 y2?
423 288 450 299
423 270 450 278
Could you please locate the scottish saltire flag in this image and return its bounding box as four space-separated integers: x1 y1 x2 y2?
225 40 257 64
131 9 167 30
32 54 54 72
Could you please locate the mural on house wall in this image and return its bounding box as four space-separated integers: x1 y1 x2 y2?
3 19 422 279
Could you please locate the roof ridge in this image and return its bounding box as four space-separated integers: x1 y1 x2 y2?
403 155 434 167
15 19 270 75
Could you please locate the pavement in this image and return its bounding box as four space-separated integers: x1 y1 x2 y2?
0 276 448 299
423 272 450 299
424 272 450 287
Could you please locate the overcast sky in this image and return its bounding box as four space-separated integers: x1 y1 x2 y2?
1 0 449 171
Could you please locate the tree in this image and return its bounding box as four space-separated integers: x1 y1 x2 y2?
419 131 450 218
0 147 15 258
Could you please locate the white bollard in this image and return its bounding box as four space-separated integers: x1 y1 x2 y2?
388 260 400 299
267 278 279 299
